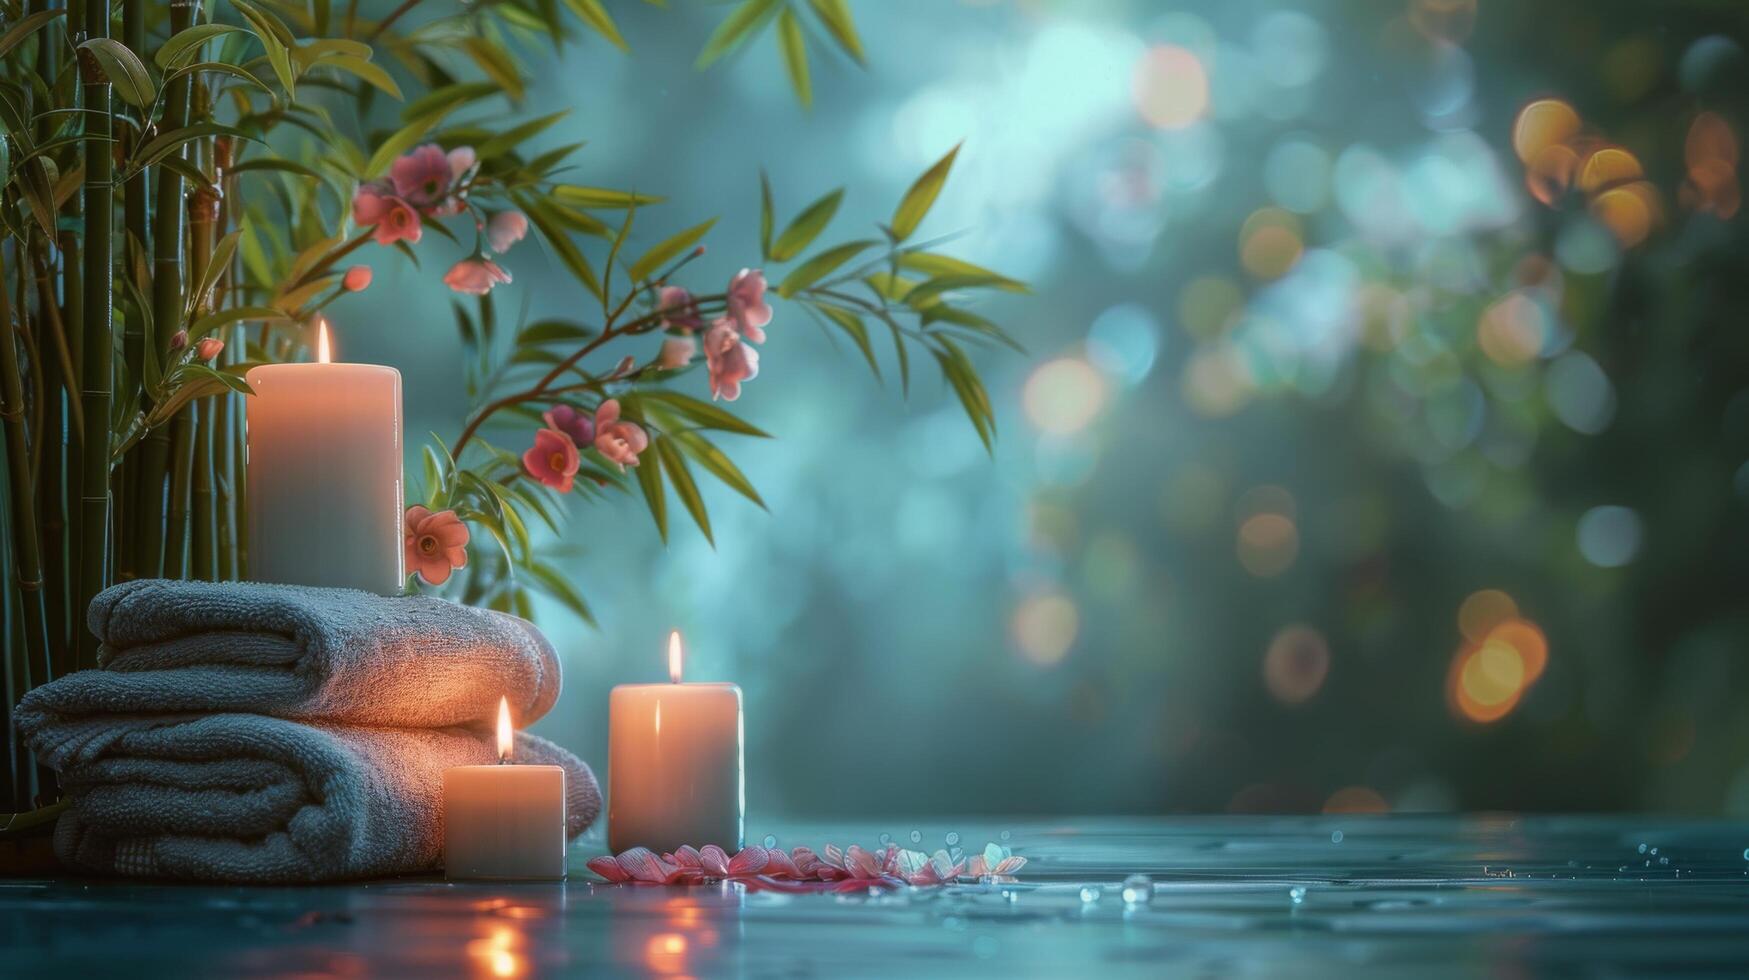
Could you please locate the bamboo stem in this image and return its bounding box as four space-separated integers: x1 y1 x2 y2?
76 0 116 669
164 411 193 579
191 399 215 580
114 0 146 581
30 245 69 679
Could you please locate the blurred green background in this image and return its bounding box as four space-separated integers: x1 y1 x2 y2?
337 0 1749 817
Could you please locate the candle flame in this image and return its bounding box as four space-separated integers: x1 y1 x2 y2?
496 696 513 762
316 317 332 364
668 630 683 684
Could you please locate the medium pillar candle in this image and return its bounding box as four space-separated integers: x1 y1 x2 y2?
244 321 404 594
444 698 568 880
609 632 744 854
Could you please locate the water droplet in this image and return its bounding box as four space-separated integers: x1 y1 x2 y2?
909 830 922 844
1289 885 1307 905
1741 848 1748 861
1649 847 1659 855
1659 856 1669 866
868 886 882 897
763 834 777 849
1079 886 1100 904
1330 830 1344 844
946 832 961 846
1637 843 1648 854
1121 874 1153 905
878 833 892 847
1000 830 1012 842
1003 889 1020 904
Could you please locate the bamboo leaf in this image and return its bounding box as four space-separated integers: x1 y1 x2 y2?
564 0 630 52
813 302 880 378
476 110 569 161
758 169 774 260
128 122 255 176
634 444 668 543
890 142 960 241
0 9 64 62
232 0 297 97
155 23 248 69
806 0 865 64
518 320 596 345
628 218 715 283
904 272 1014 307
363 111 445 178
552 185 664 209
401 80 500 122
79 38 156 107
17 158 58 237
320 55 402 100
462 37 524 102
657 438 712 545
525 560 596 625
229 157 323 180
696 0 783 69
672 429 765 510
522 196 604 302
898 252 1027 292
777 8 810 108
163 61 272 96
771 188 842 262
931 337 994 452
776 239 876 297
189 305 289 339
637 390 770 437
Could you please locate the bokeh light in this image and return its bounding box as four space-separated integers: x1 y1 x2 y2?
1323 785 1389 814
1512 99 1581 165
1086 304 1161 386
1263 625 1330 704
1409 0 1478 44
1023 358 1107 435
1576 505 1643 567
1237 511 1299 577
1012 591 1080 666
1476 291 1550 367
1452 639 1526 723
1457 589 1517 643
1133 45 1209 129
1239 208 1305 279
1178 276 1244 340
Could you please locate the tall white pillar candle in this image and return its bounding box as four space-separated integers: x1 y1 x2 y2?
244 321 404 594
609 632 744 854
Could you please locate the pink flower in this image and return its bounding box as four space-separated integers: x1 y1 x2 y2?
658 335 696 369
443 257 512 295
404 505 469 585
447 146 477 182
486 210 529 254
727 268 773 343
522 428 580 492
542 403 594 447
195 338 224 361
592 399 648 471
342 265 372 292
704 318 759 402
169 330 189 351
352 181 422 245
390 143 452 210
656 286 702 331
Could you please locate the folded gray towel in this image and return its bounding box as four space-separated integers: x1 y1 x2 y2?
22 712 600 882
31 578 561 729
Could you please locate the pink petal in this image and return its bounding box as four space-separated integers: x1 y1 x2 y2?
671 845 703 869
994 856 1028 875
699 844 731 877
823 844 845 868
763 849 800 878
727 846 770 877
967 857 989 878
844 845 883 879
587 856 632 882
616 847 678 883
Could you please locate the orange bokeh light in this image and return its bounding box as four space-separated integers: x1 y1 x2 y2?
1133 45 1209 129
1512 99 1581 165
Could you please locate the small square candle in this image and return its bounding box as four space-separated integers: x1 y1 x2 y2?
444 698 567 880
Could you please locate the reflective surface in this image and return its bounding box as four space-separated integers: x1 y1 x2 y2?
6 816 1749 977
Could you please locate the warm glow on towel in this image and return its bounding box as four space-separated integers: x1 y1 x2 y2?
668 630 684 684
497 696 513 762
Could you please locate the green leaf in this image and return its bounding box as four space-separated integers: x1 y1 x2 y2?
522 196 604 302
634 446 668 543
288 38 373 67
672 429 766 510
628 218 715 283
402 81 501 123
189 305 289 339
129 123 255 176
807 0 865 64
476 110 568 160
777 8 810 108
163 61 272 96
552 185 665 209
0 9 64 62
904 273 1016 307
79 38 155 107
17 158 58 237
231 0 297 97
696 0 783 69
518 320 596 345
525 561 596 626
155 24 249 69
462 37 524 102
229 157 323 181
321 55 402 100
364 112 445 178
638 390 771 437
422 446 447 508
777 239 877 297
898 252 1027 292
931 337 995 452
813 302 880 378
923 304 1024 352
771 188 842 262
891 142 960 241
758 170 775 260
656 438 712 545
564 0 630 52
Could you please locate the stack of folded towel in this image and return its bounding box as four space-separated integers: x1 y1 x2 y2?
15 579 600 882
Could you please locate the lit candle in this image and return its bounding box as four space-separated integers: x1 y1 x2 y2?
244 319 404 593
443 697 569 880
609 632 744 854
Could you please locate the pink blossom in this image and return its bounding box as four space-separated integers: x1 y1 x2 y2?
342 265 372 292
656 286 702 331
542 403 594 448
168 330 189 351
658 335 696 369
443 257 512 295
390 143 452 209
592 399 648 471
447 146 477 181
195 338 224 361
352 181 423 245
404 505 469 585
727 268 773 343
486 210 528 254
704 318 759 402
522 428 579 493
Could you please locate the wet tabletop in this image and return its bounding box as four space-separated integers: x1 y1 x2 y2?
4 815 1749 977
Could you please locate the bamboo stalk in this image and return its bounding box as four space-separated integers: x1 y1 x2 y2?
114 0 146 581
135 0 199 583
76 0 116 669
191 400 215 580
31 246 69 678
164 411 194 579
1 249 53 804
